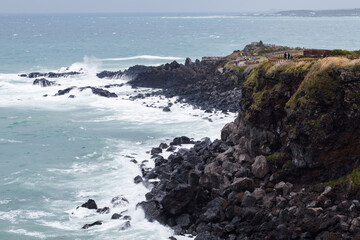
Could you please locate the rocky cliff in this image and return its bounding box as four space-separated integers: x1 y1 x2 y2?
136 57 360 240
223 57 360 183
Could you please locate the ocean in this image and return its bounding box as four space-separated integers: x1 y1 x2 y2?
0 14 360 239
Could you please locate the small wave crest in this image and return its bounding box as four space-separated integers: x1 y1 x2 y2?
7 229 48 239
58 56 101 76
161 15 242 19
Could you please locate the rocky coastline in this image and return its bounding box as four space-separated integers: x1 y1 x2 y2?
130 51 360 239
22 44 360 239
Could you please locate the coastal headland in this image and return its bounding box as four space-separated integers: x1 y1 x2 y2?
24 42 360 239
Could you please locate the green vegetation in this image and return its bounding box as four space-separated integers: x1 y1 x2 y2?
286 58 341 110
266 153 285 160
249 90 265 111
331 49 360 56
325 165 360 187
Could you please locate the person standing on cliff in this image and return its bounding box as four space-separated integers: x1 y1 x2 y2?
288 53 291 60
284 52 287 60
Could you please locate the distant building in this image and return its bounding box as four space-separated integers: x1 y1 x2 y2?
303 49 332 57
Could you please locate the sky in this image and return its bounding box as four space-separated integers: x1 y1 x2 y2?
0 0 358 14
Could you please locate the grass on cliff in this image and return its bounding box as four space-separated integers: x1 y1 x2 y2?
331 49 360 56
326 165 360 187
286 57 360 109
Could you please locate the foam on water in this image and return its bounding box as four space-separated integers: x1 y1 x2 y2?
0 60 236 239
7 229 48 239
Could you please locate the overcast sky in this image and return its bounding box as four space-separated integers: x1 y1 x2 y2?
0 0 358 14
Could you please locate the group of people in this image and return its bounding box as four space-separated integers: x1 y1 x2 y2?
284 52 292 60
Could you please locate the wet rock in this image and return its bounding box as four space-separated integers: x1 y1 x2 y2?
96 207 110 214
137 200 161 222
111 195 129 207
56 87 75 96
159 143 169 149
33 78 56 87
134 175 143 184
166 146 176 152
170 136 191 146
163 107 171 112
151 147 162 155
82 220 102 229
111 213 122 219
251 155 269 179
119 221 131 231
81 199 98 210
79 87 117 98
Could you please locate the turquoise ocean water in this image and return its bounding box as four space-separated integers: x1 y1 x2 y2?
0 14 360 239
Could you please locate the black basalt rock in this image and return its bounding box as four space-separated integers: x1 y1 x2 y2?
82 220 102 229
33 78 57 87
81 199 98 209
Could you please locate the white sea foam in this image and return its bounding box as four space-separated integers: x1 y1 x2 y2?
7 229 48 239
0 210 54 223
0 59 236 240
0 138 23 143
0 200 11 205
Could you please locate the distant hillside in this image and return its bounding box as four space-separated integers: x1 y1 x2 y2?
276 8 360 17
240 8 360 17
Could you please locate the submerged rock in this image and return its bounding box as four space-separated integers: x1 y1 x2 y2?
82 220 102 229
119 221 131 231
96 207 110 214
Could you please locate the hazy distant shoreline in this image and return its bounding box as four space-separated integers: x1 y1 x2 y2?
240 8 360 17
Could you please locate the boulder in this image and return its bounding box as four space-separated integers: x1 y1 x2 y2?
137 200 161 222
242 191 256 207
159 143 169 149
111 213 122 219
33 78 56 87
252 188 266 200
251 155 269 178
274 182 293 196
230 177 255 192
200 197 225 222
151 147 162 155
161 186 195 215
81 199 98 209
170 136 191 146
134 175 143 184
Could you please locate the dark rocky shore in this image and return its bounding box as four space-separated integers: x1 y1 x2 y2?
23 44 360 239
98 58 243 113
130 55 360 239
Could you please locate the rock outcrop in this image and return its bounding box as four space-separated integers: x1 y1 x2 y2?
127 59 243 113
